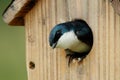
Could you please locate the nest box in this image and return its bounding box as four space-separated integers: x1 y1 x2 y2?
3 0 120 80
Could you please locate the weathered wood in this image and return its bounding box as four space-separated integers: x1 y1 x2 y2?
24 0 120 80
3 0 36 26
111 0 120 15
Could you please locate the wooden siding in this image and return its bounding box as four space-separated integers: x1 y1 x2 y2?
24 0 120 80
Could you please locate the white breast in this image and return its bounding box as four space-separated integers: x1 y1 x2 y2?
56 30 90 53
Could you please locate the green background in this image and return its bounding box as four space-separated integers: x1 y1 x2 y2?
0 0 27 80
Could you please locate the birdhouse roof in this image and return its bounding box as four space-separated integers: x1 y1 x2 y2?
2 0 36 26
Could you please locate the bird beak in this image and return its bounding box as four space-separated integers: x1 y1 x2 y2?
52 43 57 49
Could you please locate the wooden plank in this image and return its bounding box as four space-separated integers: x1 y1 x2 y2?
24 0 120 80
3 0 36 26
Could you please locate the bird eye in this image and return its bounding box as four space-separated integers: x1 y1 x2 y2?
53 30 62 43
56 30 61 35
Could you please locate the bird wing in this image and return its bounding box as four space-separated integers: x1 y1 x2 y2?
75 27 93 47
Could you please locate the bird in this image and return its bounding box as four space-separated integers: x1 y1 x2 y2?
49 19 93 66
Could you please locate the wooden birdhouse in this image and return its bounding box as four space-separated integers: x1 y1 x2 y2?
3 0 120 80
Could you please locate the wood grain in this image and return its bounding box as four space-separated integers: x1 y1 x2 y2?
3 0 36 26
5 0 120 80
111 0 120 15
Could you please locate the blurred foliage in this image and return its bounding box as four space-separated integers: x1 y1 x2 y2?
0 0 27 80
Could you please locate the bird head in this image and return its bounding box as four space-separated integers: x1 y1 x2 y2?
49 23 69 48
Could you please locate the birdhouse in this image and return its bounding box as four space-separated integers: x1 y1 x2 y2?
3 0 120 80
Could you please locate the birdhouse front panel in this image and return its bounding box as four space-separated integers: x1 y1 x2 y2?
24 0 120 80
3 0 120 80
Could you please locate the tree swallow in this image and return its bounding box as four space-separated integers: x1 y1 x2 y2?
49 19 93 66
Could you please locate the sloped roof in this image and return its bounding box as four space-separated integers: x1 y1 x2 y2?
3 0 36 26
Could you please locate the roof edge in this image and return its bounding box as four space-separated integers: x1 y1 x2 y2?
3 0 36 26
